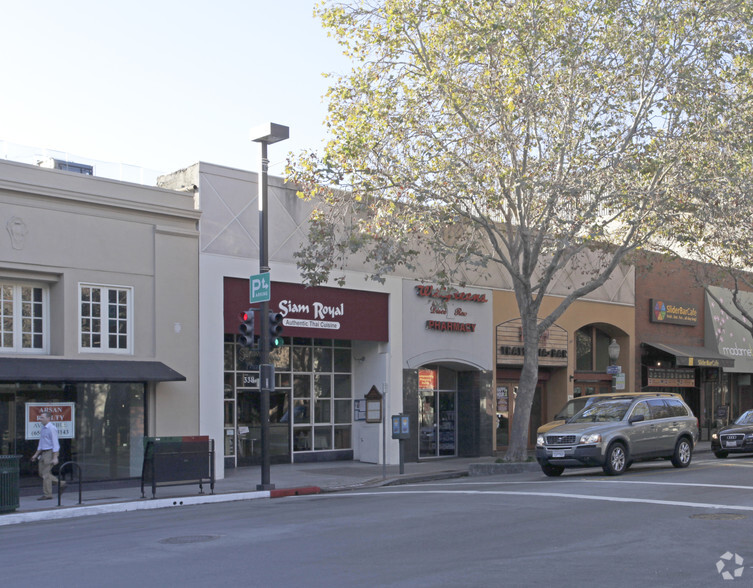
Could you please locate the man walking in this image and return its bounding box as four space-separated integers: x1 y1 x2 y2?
31 410 61 500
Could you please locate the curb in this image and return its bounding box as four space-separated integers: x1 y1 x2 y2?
270 486 321 498
469 462 541 476
0 491 270 527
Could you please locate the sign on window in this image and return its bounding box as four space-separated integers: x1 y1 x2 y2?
25 402 76 440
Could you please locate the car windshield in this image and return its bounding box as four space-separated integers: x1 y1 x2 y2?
734 410 753 425
570 399 633 423
554 397 589 421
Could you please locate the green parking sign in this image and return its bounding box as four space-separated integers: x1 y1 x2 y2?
249 273 271 304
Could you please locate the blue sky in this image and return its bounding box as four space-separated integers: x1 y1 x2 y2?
0 1 350 177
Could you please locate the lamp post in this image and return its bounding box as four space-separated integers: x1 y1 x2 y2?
251 122 289 491
608 338 620 393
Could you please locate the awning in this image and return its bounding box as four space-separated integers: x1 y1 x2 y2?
0 358 186 382
642 342 734 369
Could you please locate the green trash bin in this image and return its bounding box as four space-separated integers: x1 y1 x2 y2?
0 455 21 513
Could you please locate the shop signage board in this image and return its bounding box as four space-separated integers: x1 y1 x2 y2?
25 402 76 440
496 318 568 367
647 367 695 388
650 299 698 326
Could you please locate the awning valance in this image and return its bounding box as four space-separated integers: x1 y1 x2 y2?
642 342 734 369
0 358 185 382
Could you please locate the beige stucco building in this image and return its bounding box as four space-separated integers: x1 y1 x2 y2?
0 159 200 483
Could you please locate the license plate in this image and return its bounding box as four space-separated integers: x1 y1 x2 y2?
552 450 565 458
725 441 738 447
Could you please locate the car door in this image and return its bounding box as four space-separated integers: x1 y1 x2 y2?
625 401 654 459
647 399 674 456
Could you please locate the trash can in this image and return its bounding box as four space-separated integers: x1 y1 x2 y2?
0 455 21 513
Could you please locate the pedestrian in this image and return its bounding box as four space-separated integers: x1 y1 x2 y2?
30 410 63 500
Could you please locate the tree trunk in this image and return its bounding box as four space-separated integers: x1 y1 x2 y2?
504 311 541 462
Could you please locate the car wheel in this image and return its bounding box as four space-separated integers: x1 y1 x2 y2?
602 442 627 476
541 463 564 477
714 451 728 459
671 438 692 468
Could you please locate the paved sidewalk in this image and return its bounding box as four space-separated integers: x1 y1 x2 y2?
1 442 712 527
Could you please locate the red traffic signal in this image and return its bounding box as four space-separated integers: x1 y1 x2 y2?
238 308 256 348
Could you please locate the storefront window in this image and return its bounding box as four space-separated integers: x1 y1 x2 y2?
6 382 145 482
225 337 353 463
576 326 612 371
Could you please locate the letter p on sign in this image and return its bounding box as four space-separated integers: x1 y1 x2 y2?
249 273 271 304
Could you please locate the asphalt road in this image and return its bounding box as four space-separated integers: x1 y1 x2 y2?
4 453 753 587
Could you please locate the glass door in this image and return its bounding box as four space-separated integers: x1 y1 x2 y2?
419 390 456 458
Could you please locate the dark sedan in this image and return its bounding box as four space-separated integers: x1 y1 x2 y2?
712 410 753 458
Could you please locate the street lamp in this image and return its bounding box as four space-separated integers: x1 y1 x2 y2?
251 122 289 491
608 338 620 392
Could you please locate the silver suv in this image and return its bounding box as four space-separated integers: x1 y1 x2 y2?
536 396 699 476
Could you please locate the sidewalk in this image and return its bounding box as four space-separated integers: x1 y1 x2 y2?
1 442 712 527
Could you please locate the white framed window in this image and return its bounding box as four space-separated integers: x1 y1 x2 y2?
79 284 133 354
0 282 48 353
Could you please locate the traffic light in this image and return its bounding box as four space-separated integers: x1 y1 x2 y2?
269 311 284 348
238 309 256 348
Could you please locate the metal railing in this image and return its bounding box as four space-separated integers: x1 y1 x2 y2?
57 462 83 506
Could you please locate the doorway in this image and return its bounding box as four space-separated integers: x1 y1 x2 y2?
419 390 457 458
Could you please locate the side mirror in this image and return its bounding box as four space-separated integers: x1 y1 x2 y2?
629 414 645 424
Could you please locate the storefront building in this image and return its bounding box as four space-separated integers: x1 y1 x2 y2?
493 284 635 451
222 278 390 467
401 281 495 461
634 255 753 440
0 159 200 484
158 162 405 478
704 286 753 432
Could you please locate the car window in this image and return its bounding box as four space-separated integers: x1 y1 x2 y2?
664 399 689 417
630 401 651 421
554 397 589 421
571 400 632 423
734 410 753 425
647 399 672 420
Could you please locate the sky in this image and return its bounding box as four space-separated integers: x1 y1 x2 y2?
0 0 351 179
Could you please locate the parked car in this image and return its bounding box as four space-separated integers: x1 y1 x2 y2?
711 410 753 458
536 396 698 477
537 392 683 434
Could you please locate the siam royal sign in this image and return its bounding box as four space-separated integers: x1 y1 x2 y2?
650 299 698 326
496 318 568 367
224 278 389 341
415 284 488 334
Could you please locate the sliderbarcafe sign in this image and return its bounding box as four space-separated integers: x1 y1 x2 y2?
650 299 698 326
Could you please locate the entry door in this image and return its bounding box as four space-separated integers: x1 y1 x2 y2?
419 390 456 458
0 393 15 455
236 390 290 466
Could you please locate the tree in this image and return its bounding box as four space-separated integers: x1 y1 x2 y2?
287 0 753 460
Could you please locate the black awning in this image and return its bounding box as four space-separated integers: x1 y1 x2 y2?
642 342 734 369
0 358 186 383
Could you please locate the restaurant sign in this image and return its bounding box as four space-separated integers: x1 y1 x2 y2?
647 367 695 388
650 299 698 326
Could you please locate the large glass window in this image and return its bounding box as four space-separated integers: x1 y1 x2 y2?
225 336 353 461
7 382 145 481
0 282 47 353
79 284 132 353
576 325 612 371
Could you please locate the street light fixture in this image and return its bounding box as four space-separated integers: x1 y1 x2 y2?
608 338 620 393
251 122 289 491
